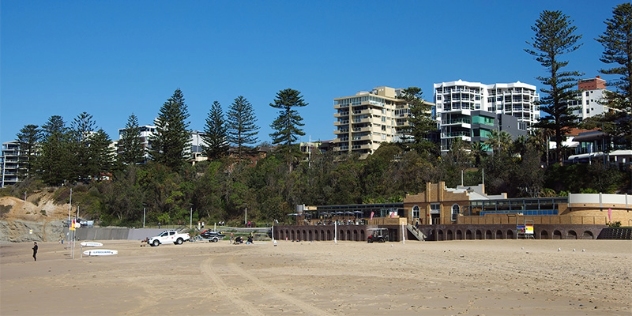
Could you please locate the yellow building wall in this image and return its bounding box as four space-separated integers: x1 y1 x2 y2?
403 182 632 226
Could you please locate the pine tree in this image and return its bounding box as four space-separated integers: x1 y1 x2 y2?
269 88 307 146
36 115 73 185
397 87 437 156
269 88 307 170
88 129 115 180
202 101 229 160
226 96 259 160
70 112 97 182
525 10 583 164
597 3 632 148
149 89 191 171
16 124 41 180
118 114 145 165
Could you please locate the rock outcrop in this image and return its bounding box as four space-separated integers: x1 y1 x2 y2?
0 194 69 243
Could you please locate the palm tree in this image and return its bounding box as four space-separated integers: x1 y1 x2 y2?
485 130 512 155
470 142 487 167
528 128 552 165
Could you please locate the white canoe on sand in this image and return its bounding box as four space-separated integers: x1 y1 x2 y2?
80 242 103 247
83 249 118 256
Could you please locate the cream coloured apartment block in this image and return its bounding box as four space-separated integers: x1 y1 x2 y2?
333 86 422 158
333 86 418 158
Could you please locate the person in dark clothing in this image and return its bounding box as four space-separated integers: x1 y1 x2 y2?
32 242 38 261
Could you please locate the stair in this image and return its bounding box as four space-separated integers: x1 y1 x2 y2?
406 224 426 241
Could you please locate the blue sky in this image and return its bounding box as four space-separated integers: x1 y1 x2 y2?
0 0 624 144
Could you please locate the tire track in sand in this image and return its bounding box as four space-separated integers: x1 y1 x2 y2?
201 256 332 316
200 257 264 316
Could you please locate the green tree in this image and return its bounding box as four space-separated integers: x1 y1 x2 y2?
88 129 115 180
227 96 259 160
202 101 229 160
597 3 632 148
70 112 97 182
16 124 41 180
525 10 583 164
118 114 145 165
149 89 191 171
470 142 487 167
397 87 438 156
36 115 72 185
269 88 308 168
269 88 307 146
485 130 513 156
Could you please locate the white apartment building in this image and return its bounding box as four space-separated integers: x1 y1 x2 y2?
433 80 540 151
116 125 204 162
117 125 157 162
569 76 609 121
333 86 426 158
1 141 22 187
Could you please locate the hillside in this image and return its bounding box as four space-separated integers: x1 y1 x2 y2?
0 192 68 242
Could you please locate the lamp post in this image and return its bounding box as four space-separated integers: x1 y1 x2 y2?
143 207 146 228
244 207 248 226
189 206 193 230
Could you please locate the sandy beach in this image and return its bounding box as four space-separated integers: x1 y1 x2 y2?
1 239 630 316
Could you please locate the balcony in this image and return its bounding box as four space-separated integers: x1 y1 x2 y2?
351 135 373 141
334 121 349 126
334 112 349 118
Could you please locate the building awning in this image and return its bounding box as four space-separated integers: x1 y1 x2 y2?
572 131 607 142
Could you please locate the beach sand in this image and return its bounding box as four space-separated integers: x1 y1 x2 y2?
1 239 630 315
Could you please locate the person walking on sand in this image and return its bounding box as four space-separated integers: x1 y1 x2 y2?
32 242 38 261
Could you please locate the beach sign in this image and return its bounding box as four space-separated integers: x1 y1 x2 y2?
83 249 118 256
525 224 534 235
80 241 103 247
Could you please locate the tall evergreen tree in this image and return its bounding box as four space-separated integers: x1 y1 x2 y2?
118 114 145 165
16 124 41 180
36 115 72 185
525 10 583 164
597 3 632 148
269 88 308 171
397 87 437 156
70 112 97 182
269 88 307 146
226 96 259 160
202 101 229 160
148 89 191 171
88 129 115 180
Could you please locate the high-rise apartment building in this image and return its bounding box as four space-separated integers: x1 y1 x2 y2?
433 80 539 151
1 141 22 187
569 76 609 121
333 86 433 158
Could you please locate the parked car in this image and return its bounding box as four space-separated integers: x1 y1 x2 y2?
367 228 389 243
200 230 225 242
148 230 190 246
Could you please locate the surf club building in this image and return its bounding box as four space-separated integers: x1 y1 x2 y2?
272 182 632 242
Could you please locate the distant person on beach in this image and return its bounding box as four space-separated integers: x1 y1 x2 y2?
32 242 38 261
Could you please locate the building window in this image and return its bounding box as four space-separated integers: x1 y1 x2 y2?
412 205 420 218
430 203 440 214
451 204 459 222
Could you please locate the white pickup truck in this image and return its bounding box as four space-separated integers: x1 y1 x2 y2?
148 230 190 247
